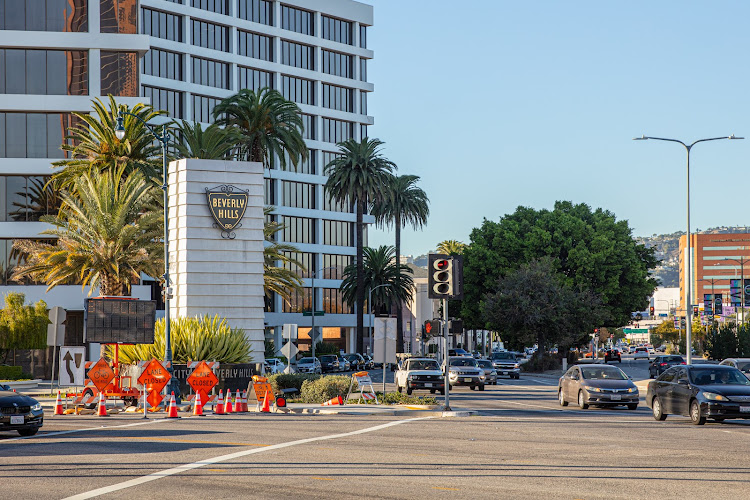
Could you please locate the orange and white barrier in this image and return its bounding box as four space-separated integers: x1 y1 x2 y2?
225 389 233 414
193 392 204 416
166 392 179 418
54 391 64 415
97 392 108 417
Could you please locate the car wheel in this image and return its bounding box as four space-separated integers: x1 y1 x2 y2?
578 390 589 409
440 389 445 395
652 396 667 421
559 389 568 406
649 370 654 379
430 389 436 394
690 399 706 425
478 384 485 391
406 387 413 396
397 384 402 393
469 385 475 391
17 428 38 437
627 404 638 410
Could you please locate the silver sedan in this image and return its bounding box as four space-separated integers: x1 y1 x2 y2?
558 364 639 410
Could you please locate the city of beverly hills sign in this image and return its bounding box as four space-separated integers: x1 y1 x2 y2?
205 184 249 239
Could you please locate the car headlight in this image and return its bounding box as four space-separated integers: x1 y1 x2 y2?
31 403 42 411
702 392 727 401
407 374 415 380
584 386 602 392
479 374 486 379
449 371 457 377
514 364 520 369
627 387 638 393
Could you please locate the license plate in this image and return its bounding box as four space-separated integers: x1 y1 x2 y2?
464 378 472 383
610 395 621 401
424 383 433 387
740 406 750 413
500 371 507 375
10 416 23 425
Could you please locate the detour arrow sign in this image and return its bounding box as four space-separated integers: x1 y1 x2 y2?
138 358 171 408
87 358 115 392
187 361 219 404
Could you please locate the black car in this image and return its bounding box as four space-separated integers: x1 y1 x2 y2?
318 354 340 373
343 353 365 371
604 349 621 363
646 365 750 425
648 355 685 378
0 385 44 436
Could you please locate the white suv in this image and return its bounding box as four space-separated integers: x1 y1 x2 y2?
633 347 649 360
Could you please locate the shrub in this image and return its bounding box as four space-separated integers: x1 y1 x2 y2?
0 365 23 380
299 375 351 403
268 373 319 394
521 353 561 372
353 392 439 405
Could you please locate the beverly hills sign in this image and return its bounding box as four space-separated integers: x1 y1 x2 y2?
205 184 249 239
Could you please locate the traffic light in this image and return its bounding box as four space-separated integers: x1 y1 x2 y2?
649 306 654 317
449 319 463 334
693 306 699 317
428 254 464 300
424 319 440 337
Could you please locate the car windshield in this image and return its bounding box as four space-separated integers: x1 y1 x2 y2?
320 355 336 361
667 356 683 363
410 360 439 370
450 358 477 367
0 384 9 391
299 358 315 364
690 368 750 385
491 352 515 360
580 366 628 380
477 360 493 368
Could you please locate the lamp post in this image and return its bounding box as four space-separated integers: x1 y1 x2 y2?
368 283 391 393
723 257 749 325
634 134 743 364
115 113 180 401
310 266 337 361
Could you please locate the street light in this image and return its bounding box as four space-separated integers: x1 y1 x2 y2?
309 266 337 361
634 134 743 364
115 112 180 401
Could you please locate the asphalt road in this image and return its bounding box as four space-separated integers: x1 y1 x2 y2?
4 356 750 499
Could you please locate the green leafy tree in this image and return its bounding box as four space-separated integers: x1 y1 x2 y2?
463 201 658 330
0 293 49 358
480 258 609 355
325 138 396 353
436 240 466 255
371 174 429 352
213 87 307 169
171 120 240 159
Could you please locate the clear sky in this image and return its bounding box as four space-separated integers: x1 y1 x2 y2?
365 0 750 257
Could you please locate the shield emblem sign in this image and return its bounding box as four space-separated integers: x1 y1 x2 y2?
205 185 250 238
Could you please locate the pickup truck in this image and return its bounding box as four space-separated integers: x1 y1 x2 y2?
395 358 445 395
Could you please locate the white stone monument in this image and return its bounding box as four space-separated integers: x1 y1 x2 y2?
168 159 266 361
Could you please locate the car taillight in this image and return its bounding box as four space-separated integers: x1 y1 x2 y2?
680 362 686 365
660 363 667 366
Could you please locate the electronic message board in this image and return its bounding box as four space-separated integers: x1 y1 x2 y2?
84 298 156 344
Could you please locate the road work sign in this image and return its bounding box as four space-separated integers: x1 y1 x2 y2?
87 358 115 392
58 347 85 386
138 358 171 408
187 361 219 405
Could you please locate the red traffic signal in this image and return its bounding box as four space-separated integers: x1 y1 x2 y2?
649 306 655 316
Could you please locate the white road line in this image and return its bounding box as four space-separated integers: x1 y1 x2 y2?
0 418 174 444
63 416 434 500
521 377 558 386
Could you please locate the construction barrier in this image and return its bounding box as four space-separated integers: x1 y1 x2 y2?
250 375 276 411
347 371 379 404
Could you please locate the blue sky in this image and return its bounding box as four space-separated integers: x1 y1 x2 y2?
365 0 750 257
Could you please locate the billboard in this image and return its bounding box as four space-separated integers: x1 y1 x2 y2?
84 298 157 344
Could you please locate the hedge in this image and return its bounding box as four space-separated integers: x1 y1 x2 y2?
299 375 352 403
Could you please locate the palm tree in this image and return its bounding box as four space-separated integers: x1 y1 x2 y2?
12 165 162 296
371 174 429 352
340 245 415 317
213 87 307 169
436 240 466 256
263 207 305 307
325 138 396 353
171 120 240 160
51 95 166 190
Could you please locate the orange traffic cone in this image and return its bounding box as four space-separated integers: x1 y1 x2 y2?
242 390 249 412
215 390 225 415
234 390 243 413
260 390 271 412
54 391 64 416
166 392 179 418
97 392 109 417
322 395 344 406
193 392 204 416
225 389 233 414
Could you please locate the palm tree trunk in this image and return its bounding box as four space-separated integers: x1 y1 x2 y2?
395 214 404 353
356 200 365 354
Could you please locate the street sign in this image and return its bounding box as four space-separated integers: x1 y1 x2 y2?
310 329 323 346
282 323 298 341
373 318 396 364
187 361 219 405
58 347 85 387
137 358 171 408
87 358 115 392
46 306 66 347
622 328 649 334
302 311 325 316
280 341 298 361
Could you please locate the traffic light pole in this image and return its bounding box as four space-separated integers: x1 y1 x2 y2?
443 298 450 411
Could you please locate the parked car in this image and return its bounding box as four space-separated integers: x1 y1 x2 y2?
719 358 750 379
448 348 472 357
297 357 321 374
362 354 375 370
633 347 650 360
338 355 351 372
604 349 621 363
646 365 750 425
649 355 685 378
443 357 485 390
264 358 285 375
342 353 365 371
490 351 520 379
318 354 340 373
0 386 44 436
476 359 498 385
558 364 639 410
395 358 445 395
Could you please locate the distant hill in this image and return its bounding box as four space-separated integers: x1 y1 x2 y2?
636 226 750 287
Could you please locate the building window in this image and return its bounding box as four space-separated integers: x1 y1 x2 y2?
322 118 353 144
0 0 87 32
191 0 229 15
359 124 368 140
264 178 274 205
280 75 315 105
322 16 352 45
281 216 316 244
323 188 349 213
360 25 367 48
191 19 230 52
280 5 314 35
322 84 353 112
280 40 314 70
277 150 317 175
322 151 341 170
101 51 138 96
142 8 183 42
238 0 272 25
0 239 56 285
192 94 223 124
142 85 185 118
238 30 273 61
321 254 352 280
0 176 59 222
282 181 316 209
360 92 368 115
301 114 316 141
283 251 314 278
322 288 350 314
142 49 183 81
238 66 273 91
322 49 353 79
360 58 367 82
100 0 137 33
0 112 83 159
282 288 311 313
192 56 230 89
322 219 353 246
0 49 88 95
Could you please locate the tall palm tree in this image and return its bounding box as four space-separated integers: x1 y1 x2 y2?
436 240 466 256
371 174 429 352
213 87 307 169
52 95 166 190
263 207 305 307
171 120 240 160
12 165 162 296
325 138 396 353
